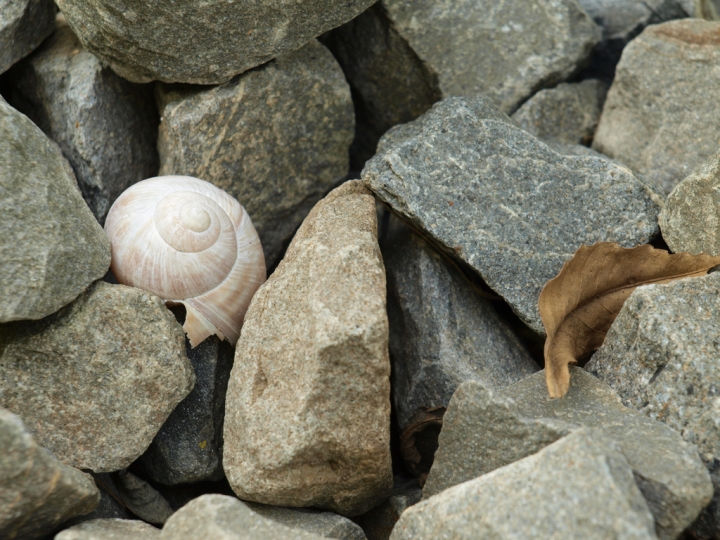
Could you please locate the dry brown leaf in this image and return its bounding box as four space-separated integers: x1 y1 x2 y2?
539 242 720 398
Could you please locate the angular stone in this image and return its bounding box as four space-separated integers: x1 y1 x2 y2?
247 503 367 540
159 495 325 540
0 409 98 540
0 281 194 472
659 149 720 256
382 214 538 433
140 336 233 485
511 80 607 145
392 429 657 540
587 272 720 538
424 368 712 540
56 519 160 540
0 98 110 323
55 0 374 84
0 0 55 74
223 181 392 516
353 478 421 540
593 19 720 196
157 40 353 267
362 96 660 334
8 21 159 224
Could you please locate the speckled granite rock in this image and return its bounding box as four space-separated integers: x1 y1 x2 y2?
247 503 367 540
593 19 720 196
0 409 99 540
587 272 720 538
224 181 392 516
391 429 657 540
0 98 110 322
140 336 233 485
0 281 194 472
353 478 421 540
382 214 537 469
55 0 375 84
159 495 325 540
363 96 660 334
659 149 720 256
0 0 55 74
511 80 607 145
157 40 353 267
8 20 159 224
424 369 711 540
56 519 160 540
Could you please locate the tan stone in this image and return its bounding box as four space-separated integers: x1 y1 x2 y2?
223 180 392 516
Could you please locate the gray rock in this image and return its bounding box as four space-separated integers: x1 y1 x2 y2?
353 478 421 540
247 503 367 540
0 281 195 472
391 429 657 540
511 79 607 145
55 0 374 84
157 40 353 267
424 368 712 540
382 215 538 456
362 96 661 334
547 141 617 160
140 336 233 485
659 149 720 256
587 272 720 538
61 484 131 530
56 518 160 540
8 20 159 224
0 409 99 540
223 181 392 516
0 0 55 74
382 0 600 114
159 495 325 540
115 472 173 526
593 19 720 196
0 98 110 323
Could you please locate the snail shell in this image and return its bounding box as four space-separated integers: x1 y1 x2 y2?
104 175 266 347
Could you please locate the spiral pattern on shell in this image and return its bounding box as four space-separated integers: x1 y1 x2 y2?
104 175 266 346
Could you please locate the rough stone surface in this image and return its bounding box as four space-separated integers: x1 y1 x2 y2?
587 272 720 538
0 0 55 74
157 40 353 267
659 149 720 256
593 19 720 196
363 96 660 334
424 368 712 540
0 409 99 540
56 519 160 540
140 336 233 485
392 429 657 540
159 495 325 540
353 478 421 540
8 21 159 224
0 281 195 472
382 0 600 114
382 214 538 434
55 0 375 84
511 79 607 145
0 98 110 323
224 181 392 516
247 503 367 540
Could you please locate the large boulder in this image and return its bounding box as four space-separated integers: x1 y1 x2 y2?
157 40 353 267
223 181 392 516
0 98 110 322
0 0 56 74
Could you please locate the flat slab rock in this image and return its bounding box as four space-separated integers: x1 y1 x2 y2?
392 429 657 540
0 98 110 322
56 518 160 540
223 181 392 516
424 368 711 540
362 96 660 334
593 19 720 196
0 281 194 472
157 40 353 267
0 0 56 74
587 272 720 537
55 0 375 84
0 409 99 540
9 20 159 224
